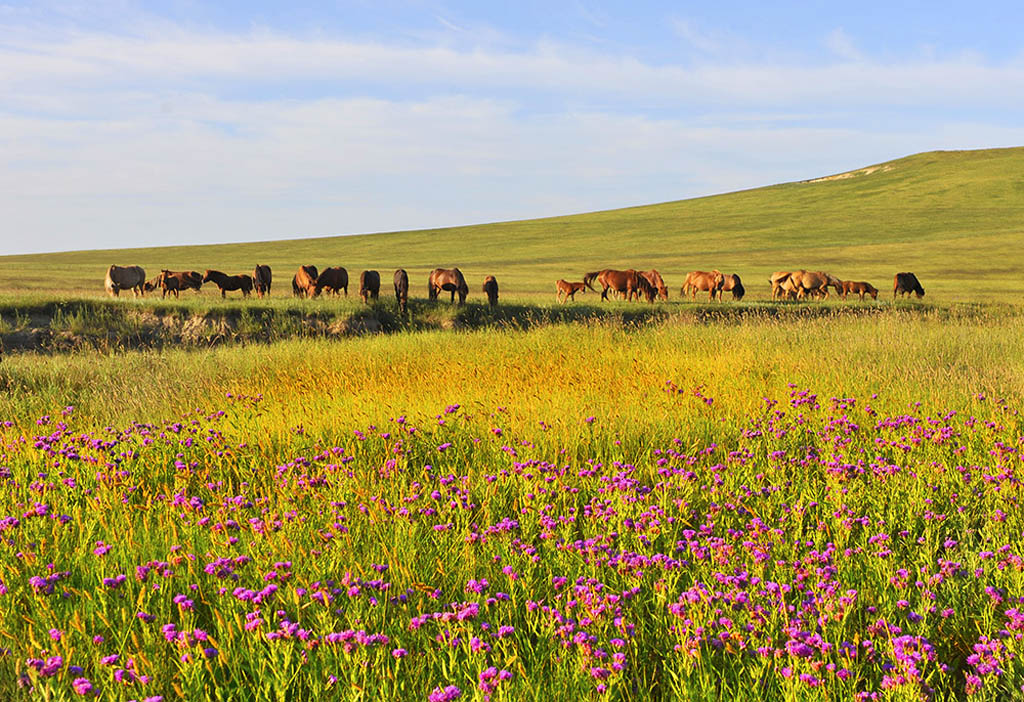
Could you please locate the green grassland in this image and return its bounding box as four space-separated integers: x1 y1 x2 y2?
1 147 1022 301
4 148 1024 700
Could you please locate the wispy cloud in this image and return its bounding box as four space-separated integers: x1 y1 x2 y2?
1 15 1023 253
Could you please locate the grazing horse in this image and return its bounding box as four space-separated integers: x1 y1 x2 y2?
292 265 319 298
841 280 878 301
393 269 409 314
105 265 146 297
639 270 669 300
596 269 641 301
555 279 587 303
682 270 725 301
314 267 349 297
428 268 469 304
482 276 499 307
252 265 272 298
203 270 253 298
143 276 162 294
721 273 745 301
774 270 839 300
770 271 796 300
359 270 380 303
894 272 925 299
153 270 202 298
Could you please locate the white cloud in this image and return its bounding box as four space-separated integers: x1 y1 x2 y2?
1 19 1024 253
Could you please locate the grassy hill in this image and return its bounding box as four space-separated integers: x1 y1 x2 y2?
2 146 1022 301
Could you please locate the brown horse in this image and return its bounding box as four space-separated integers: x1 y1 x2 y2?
556 279 587 303
359 270 380 303
894 272 925 299
314 267 349 297
105 265 146 297
154 270 202 298
292 265 318 298
682 270 724 301
634 274 656 303
252 265 272 298
721 273 745 301
394 269 409 314
639 270 669 300
482 276 499 307
841 280 878 301
203 270 253 298
596 269 641 301
429 268 469 304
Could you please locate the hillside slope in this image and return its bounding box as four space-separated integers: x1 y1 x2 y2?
2 147 1022 300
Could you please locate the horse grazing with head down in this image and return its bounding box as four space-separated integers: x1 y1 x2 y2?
203 270 253 298
682 270 724 301
314 267 348 297
720 273 745 301
105 265 146 297
482 276 499 307
252 265 272 298
841 280 878 301
639 270 669 300
292 265 318 298
394 269 409 314
359 270 380 303
429 268 469 304
893 272 925 299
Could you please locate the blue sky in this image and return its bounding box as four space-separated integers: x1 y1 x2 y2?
2 1 1024 254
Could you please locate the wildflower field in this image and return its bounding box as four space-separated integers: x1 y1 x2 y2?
2 309 1024 701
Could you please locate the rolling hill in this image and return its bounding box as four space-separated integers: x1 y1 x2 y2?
2 147 1022 300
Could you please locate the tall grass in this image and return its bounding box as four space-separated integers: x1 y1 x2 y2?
1 314 1024 699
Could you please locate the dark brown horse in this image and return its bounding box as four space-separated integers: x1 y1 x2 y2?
252 265 272 298
394 269 409 314
359 270 380 303
482 276 499 307
314 267 349 297
893 272 925 299
556 279 587 303
428 268 469 304
639 270 668 300
203 270 253 298
160 270 202 298
841 280 878 301
292 265 318 298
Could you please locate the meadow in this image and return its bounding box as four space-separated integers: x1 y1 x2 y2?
2 147 1024 700
3 309 1024 700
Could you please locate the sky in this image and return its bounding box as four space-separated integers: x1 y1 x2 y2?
2 1 1024 255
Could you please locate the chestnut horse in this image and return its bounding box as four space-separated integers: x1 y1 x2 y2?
556 279 587 303
841 280 878 301
639 270 669 300
428 268 469 304
682 270 724 301
292 265 318 298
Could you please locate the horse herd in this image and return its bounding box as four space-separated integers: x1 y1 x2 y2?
103 264 499 313
103 264 927 307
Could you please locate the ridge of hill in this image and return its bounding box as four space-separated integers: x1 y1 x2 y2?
2 147 1022 299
